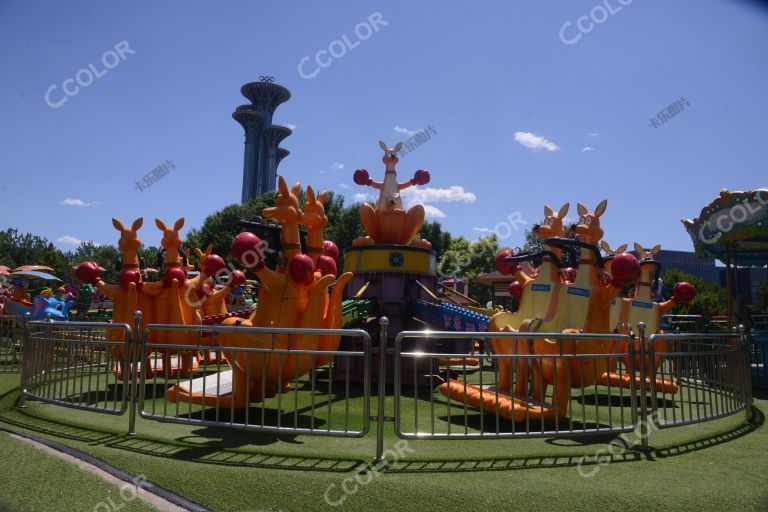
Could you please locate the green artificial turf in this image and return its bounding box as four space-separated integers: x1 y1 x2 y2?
1 372 767 512
0 431 158 512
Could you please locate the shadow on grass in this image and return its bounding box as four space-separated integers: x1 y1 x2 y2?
384 405 764 474
0 381 764 476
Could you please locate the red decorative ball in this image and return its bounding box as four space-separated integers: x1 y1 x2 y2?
196 282 213 299
203 254 226 276
316 255 338 277
412 169 430 186
673 282 696 303
610 252 641 288
563 267 576 283
495 250 518 275
288 253 315 285
75 262 101 284
508 281 523 299
323 240 340 264
228 270 246 287
230 232 264 270
353 168 370 186
163 267 186 287
118 270 140 290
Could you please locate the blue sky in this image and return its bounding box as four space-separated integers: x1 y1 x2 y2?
1 0 767 252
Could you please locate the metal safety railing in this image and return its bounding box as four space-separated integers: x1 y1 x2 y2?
20 319 132 415
393 330 639 439
0 314 23 373
9 314 756 460
137 324 372 438
647 332 749 428
750 316 768 388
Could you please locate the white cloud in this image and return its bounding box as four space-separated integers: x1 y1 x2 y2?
56 235 83 247
339 183 350 189
588 132 600 138
285 123 297 130
401 186 477 205
394 125 417 137
423 205 446 218
331 161 345 171
582 146 595 152
513 131 560 152
472 227 493 233
352 193 371 202
60 197 95 207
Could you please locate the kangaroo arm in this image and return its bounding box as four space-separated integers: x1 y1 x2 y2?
94 281 122 300
370 180 384 190
397 180 414 191
254 267 283 292
658 298 678 316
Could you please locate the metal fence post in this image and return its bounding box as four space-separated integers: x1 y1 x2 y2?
637 322 649 450
127 311 142 436
17 314 30 408
739 325 752 423
375 317 389 462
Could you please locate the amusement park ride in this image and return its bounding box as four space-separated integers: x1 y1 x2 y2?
3 139 698 418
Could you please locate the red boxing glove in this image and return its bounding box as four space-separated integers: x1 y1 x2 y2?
228 270 246 287
353 169 371 186
672 282 696 303
75 262 101 285
412 169 430 186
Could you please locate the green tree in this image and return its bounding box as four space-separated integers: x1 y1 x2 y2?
661 268 727 321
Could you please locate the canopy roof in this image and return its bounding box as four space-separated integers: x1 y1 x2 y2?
10 270 62 282
682 188 768 267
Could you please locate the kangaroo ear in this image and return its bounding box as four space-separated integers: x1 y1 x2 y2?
194 248 203 258
594 199 608 217
112 218 126 232
306 186 316 204
131 217 143 232
558 203 569 219
155 218 167 232
173 218 185 231
633 242 644 255
617 244 628 253
277 176 289 195
291 182 301 196
394 141 403 152
600 241 610 253
318 190 329 204
651 244 661 256
577 203 588 216
205 244 213 255
379 140 388 152
544 205 554 217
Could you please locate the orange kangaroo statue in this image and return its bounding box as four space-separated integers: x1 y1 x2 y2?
203 177 352 408
301 186 329 264
528 201 637 416
141 217 197 376
352 141 432 248
91 218 145 376
603 243 686 393
488 203 569 397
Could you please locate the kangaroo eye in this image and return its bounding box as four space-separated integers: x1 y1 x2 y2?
586 217 592 225
578 216 586 224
